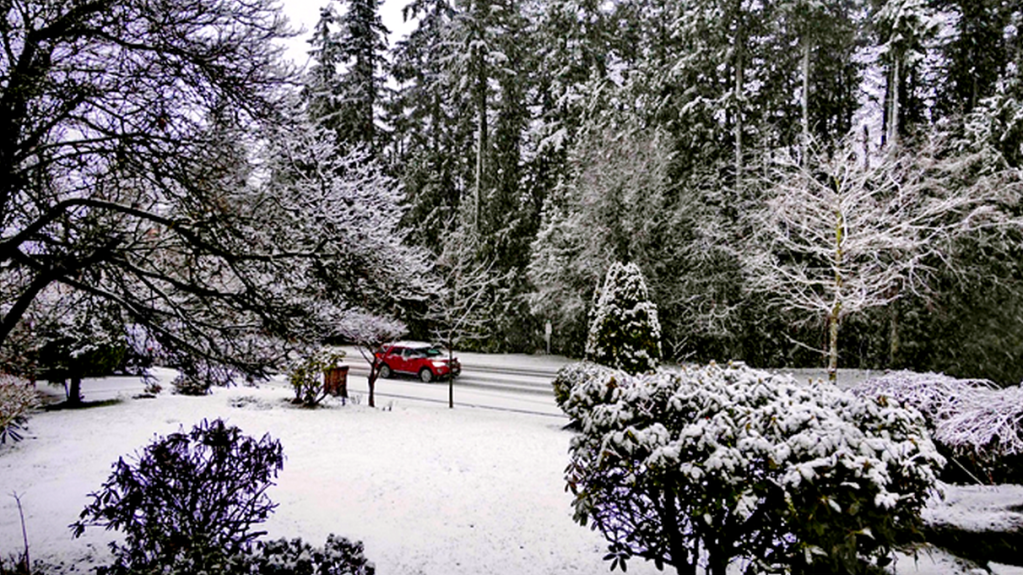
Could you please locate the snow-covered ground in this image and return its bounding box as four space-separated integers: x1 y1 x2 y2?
0 366 1020 575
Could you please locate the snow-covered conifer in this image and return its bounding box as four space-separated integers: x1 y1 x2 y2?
584 262 661 375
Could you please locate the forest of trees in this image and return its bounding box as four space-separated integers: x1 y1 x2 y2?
3 0 1022 386
353 0 1023 383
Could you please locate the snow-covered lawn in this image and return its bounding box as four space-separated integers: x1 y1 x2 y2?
0 367 1020 575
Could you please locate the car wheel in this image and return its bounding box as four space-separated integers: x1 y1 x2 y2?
419 368 433 383
379 364 392 379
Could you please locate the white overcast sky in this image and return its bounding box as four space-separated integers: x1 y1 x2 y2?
278 0 417 69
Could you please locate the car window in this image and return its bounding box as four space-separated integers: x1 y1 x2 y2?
425 348 443 357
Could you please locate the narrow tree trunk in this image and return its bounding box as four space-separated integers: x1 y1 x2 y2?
474 54 488 233
448 339 455 409
661 491 696 575
367 362 378 408
828 307 840 383
734 38 744 187
800 35 810 161
829 210 844 383
889 300 900 368
887 58 900 148
68 373 83 406
862 124 870 170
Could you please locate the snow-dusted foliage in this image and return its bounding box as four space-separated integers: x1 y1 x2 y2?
562 362 943 575
526 124 672 357
288 347 347 407
854 371 1023 483
584 262 661 375
171 373 213 396
244 535 374 575
852 371 997 427
551 361 628 417
0 374 38 444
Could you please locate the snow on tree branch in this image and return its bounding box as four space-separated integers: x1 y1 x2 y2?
744 138 1023 378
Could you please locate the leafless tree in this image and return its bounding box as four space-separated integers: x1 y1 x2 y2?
336 311 406 408
427 226 497 408
744 140 1023 380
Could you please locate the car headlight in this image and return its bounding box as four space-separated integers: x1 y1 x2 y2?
431 360 446 368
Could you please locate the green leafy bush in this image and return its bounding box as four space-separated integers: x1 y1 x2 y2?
0 375 39 444
562 362 943 575
72 419 284 574
288 347 346 406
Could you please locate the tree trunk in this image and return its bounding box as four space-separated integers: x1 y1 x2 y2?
661 491 696 575
367 362 378 408
448 339 455 409
887 58 900 148
474 52 488 233
829 210 844 383
889 300 900 368
801 35 810 161
828 307 839 383
862 124 870 170
734 30 744 188
68 373 83 405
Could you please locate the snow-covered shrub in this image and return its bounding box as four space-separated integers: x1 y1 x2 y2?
551 361 627 417
243 535 374 575
171 373 212 396
0 375 39 444
585 262 661 375
72 419 284 574
853 371 1023 484
564 362 943 575
852 371 997 427
288 347 347 407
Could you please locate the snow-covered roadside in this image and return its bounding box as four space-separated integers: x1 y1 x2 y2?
1 368 1021 575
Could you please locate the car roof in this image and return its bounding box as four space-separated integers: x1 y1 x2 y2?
387 341 438 349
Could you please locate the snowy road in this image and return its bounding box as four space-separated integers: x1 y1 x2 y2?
54 350 873 417
309 348 570 417
52 350 574 417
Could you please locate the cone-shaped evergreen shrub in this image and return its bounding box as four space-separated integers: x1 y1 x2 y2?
585 262 661 374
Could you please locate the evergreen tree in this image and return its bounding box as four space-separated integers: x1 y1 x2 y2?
390 0 470 248
933 0 1013 119
304 0 388 154
873 0 937 146
527 120 670 357
337 0 390 153
585 262 661 375
305 4 346 137
772 0 864 154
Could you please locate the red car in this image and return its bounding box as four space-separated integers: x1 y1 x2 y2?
374 342 461 383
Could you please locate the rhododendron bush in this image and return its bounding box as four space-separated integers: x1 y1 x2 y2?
556 362 944 575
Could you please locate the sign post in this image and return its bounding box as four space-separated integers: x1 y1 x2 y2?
544 320 552 355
